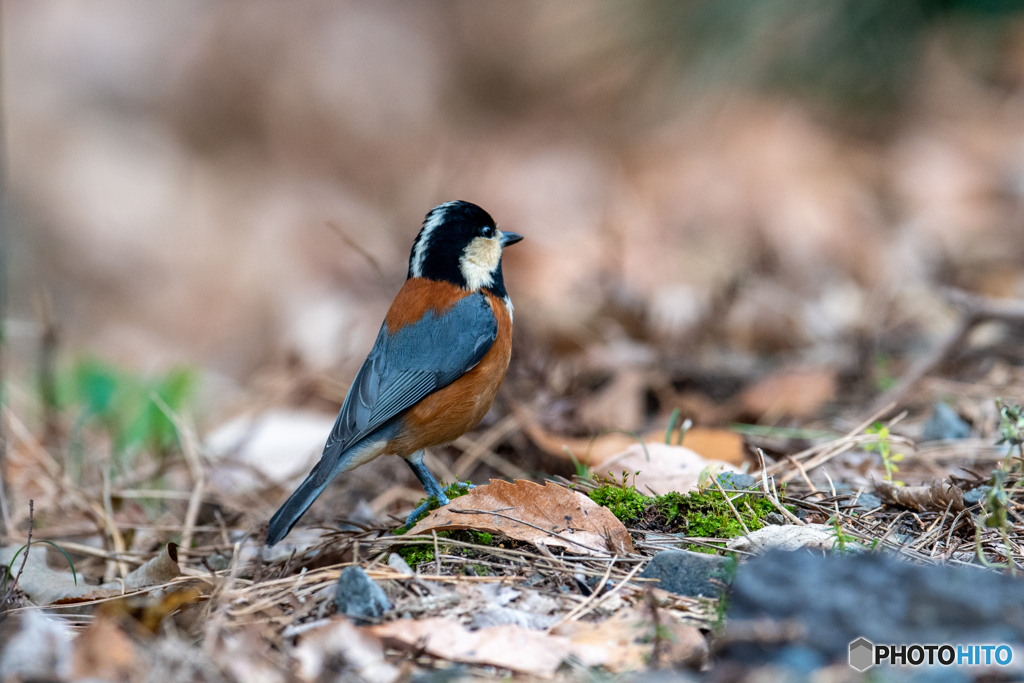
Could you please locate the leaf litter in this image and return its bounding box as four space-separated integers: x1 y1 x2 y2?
7 337 1024 681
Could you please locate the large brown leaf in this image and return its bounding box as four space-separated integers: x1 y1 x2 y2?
407 480 635 555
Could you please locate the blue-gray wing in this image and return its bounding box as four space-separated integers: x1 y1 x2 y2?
312 292 497 485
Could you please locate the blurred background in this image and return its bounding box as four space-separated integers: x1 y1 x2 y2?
5 0 1024 531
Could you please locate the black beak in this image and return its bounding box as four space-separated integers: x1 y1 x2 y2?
500 231 524 247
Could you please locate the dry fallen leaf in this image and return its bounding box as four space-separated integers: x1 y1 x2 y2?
680 428 747 467
407 480 635 555
0 543 181 605
597 442 741 496
294 618 399 683
72 617 138 681
737 366 837 420
875 481 965 513
520 418 639 467
726 524 837 553
520 413 747 470
553 607 708 672
371 617 572 677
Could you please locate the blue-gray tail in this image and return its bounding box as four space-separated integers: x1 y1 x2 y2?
266 436 389 546
266 464 333 546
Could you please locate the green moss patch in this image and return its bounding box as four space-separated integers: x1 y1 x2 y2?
395 529 502 570
586 480 787 550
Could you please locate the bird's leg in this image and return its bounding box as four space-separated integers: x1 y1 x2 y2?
403 451 450 528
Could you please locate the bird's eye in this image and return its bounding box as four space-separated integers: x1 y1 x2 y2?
481 226 494 238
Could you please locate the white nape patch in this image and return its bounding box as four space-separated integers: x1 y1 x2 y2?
410 201 459 278
503 295 514 323
459 233 501 291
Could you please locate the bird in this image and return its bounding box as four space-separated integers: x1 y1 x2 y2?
266 200 522 545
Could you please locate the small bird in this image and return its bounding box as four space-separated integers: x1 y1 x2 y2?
267 201 522 545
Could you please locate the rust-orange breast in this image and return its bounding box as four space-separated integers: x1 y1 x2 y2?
385 284 513 457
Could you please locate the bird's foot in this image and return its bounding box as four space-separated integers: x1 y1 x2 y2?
403 490 452 529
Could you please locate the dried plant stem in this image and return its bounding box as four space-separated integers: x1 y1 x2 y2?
757 449 804 526
547 556 617 630
711 475 750 535
151 393 206 552
2 500 32 604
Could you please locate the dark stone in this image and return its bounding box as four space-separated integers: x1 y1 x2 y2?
722 550 1024 670
963 486 991 505
852 492 881 510
335 566 391 622
922 403 971 442
718 472 757 491
640 549 731 597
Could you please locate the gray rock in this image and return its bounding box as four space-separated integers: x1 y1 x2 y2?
963 486 991 505
723 549 1024 671
852 492 881 510
640 549 731 597
718 472 757 491
922 402 971 442
335 566 391 622
387 552 413 575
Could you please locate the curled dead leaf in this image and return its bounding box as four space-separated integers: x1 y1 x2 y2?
0 543 181 605
407 480 635 556
875 481 965 513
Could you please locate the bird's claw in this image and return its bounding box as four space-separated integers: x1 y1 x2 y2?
403 490 452 529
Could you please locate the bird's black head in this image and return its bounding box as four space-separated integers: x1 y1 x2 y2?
407 201 523 298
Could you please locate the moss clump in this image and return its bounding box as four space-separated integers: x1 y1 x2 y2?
398 543 436 566
587 479 788 543
655 489 777 537
396 529 500 568
587 484 650 524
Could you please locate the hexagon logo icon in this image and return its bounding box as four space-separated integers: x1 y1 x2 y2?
849 638 875 671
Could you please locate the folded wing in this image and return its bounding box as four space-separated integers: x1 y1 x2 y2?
312 292 497 485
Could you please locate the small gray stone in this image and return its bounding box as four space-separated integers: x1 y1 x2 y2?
718 472 757 491
963 486 991 505
640 549 731 597
387 552 413 575
335 566 391 622
922 402 971 442
852 492 881 511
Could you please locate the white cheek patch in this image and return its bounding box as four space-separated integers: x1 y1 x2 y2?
459 235 501 291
